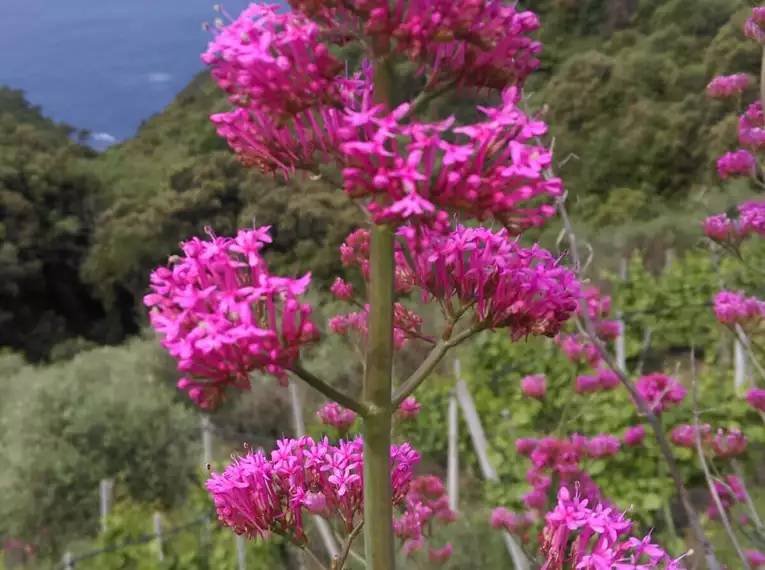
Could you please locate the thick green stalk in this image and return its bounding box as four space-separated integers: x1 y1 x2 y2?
362 225 396 570
362 52 397 570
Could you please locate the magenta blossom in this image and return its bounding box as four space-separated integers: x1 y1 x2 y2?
747 387 765 412
521 374 547 399
317 402 357 432
398 397 422 419
145 226 319 409
709 428 747 458
207 436 420 541
635 373 687 414
540 487 689 570
706 73 749 98
717 149 756 179
747 551 765 568
713 290 765 328
623 425 646 447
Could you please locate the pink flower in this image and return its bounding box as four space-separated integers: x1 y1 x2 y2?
585 435 621 459
747 388 765 412
596 367 620 390
490 507 534 533
623 425 646 447
207 436 420 541
317 402 357 432
522 489 548 510
706 74 749 98
402 225 580 338
427 544 453 565
575 374 599 394
516 438 539 456
521 374 547 399
709 428 747 459
398 397 421 419
717 149 756 179
329 277 354 301
145 226 319 408
635 373 687 414
396 475 456 551
746 551 765 568
746 7 765 44
714 290 765 328
670 424 709 448
539 487 689 569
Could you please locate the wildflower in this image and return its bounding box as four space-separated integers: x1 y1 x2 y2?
716 149 756 179
539 487 688 569
585 435 621 459
516 438 539 456
490 507 534 533
709 428 747 458
521 374 547 399
714 290 765 328
670 424 709 448
706 74 749 98
207 436 420 541
623 425 646 447
747 387 765 412
428 544 453 565
145 226 319 408
317 402 357 432
398 397 422 419
635 373 687 414
746 551 765 568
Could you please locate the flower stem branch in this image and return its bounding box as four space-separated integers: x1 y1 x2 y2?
332 521 365 570
538 94 721 568
291 363 369 416
690 347 751 570
391 325 481 409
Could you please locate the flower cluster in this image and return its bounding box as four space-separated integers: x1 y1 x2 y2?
704 200 765 244
145 226 319 408
287 0 543 90
555 285 623 397
207 436 420 543
394 475 456 563
706 73 749 98
670 425 747 458
398 396 422 419
331 225 581 344
491 506 536 538
317 402 357 432
634 373 687 415
521 374 547 399
540 487 688 569
746 6 765 43
713 290 765 328
404 225 580 339
203 4 562 232
508 434 616 524
747 387 765 412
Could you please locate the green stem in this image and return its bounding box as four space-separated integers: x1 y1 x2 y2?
390 326 480 408
361 42 397 570
362 225 396 570
291 363 369 416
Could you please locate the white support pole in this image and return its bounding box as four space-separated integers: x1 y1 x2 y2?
453 361 528 570
63 552 74 570
100 479 113 533
447 390 459 513
201 415 213 468
288 382 339 558
154 512 164 563
236 534 247 570
735 325 748 396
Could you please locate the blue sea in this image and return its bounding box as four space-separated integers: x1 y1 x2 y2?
0 0 255 148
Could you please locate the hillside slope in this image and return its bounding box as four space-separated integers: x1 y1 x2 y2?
2 0 763 359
